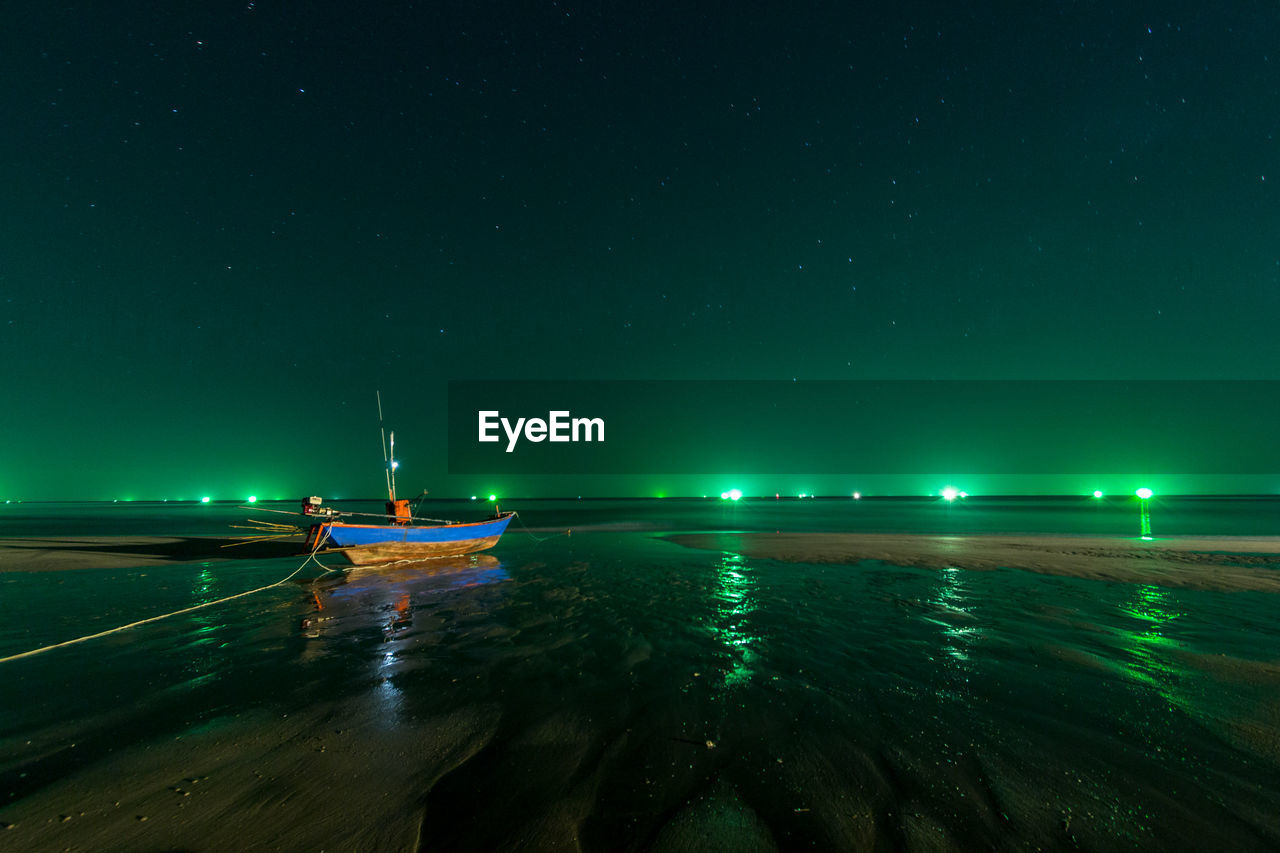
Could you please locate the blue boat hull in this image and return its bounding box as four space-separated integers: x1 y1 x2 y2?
308 512 514 565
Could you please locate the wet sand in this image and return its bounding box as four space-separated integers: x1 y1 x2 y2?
0 537 305 572
4 529 1280 850
0 696 503 852
665 533 1280 592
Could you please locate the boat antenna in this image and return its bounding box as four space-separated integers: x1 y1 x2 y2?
377 390 396 502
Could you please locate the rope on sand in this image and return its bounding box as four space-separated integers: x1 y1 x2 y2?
0 533 335 665
511 511 571 543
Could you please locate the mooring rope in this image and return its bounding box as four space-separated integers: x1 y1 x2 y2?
0 532 335 665
511 511 571 543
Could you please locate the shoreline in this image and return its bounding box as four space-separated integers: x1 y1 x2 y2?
4 532 1280 587
664 532 1280 592
0 536 306 572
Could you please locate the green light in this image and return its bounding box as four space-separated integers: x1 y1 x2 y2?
1136 488 1153 500
201 496 211 503
728 488 742 501
941 487 959 501
1093 490 1104 498
488 494 497 502
247 495 257 503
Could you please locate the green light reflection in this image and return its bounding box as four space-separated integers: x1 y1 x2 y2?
184 564 226 684
710 552 761 690
928 566 981 707
1113 584 1186 706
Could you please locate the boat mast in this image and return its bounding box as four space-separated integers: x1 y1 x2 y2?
377 390 396 502
388 431 398 501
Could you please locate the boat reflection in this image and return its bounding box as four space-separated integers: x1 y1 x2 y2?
294 554 509 726
298 554 507 640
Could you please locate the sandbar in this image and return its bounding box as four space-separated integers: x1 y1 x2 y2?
665 532 1280 592
0 536 305 572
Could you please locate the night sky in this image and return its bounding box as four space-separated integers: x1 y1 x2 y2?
4 2 1278 500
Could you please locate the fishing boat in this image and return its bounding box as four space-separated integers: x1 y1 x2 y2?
293 393 514 566
302 501 514 566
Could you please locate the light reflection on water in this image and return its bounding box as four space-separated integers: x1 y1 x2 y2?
1115 583 1188 708
182 563 225 688
932 565 978 665
709 552 759 691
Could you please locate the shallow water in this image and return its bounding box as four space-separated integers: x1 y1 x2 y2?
1 501 1279 850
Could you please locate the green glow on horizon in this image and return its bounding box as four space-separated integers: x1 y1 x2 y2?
1093 490 1104 498
1136 487 1154 499
247 495 257 503
941 487 959 501
488 494 497 501
201 496 211 503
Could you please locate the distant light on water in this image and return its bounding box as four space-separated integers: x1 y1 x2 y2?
1136 488 1154 537
852 492 861 499
488 494 497 502
1093 490 1104 498
200 496 211 503
941 487 959 501
247 495 257 503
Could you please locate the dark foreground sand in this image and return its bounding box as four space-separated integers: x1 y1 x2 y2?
0 537 305 572
0 695 502 852
666 533 1280 592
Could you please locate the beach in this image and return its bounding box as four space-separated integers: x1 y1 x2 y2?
3 500 1280 851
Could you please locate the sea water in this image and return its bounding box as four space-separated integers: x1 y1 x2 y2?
1 498 1278 850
